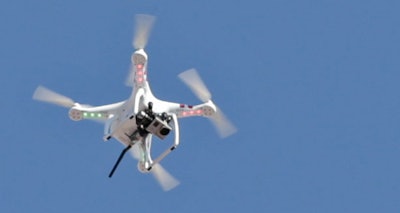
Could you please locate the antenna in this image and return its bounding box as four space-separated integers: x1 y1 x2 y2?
108 145 132 178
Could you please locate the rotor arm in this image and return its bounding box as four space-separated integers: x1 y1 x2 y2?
164 101 217 119
69 101 125 122
147 97 216 119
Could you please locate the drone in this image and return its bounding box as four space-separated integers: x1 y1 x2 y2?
33 14 237 191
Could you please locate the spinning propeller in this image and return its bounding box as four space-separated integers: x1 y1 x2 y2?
126 14 156 87
150 164 180 191
178 69 237 138
133 14 155 50
130 144 180 191
33 85 75 108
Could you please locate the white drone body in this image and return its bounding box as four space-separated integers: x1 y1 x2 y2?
33 15 236 191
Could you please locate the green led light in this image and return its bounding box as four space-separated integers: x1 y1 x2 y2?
83 112 103 118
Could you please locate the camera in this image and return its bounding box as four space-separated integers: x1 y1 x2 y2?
145 116 172 140
135 104 173 140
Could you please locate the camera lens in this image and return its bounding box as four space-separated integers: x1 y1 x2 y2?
160 128 170 136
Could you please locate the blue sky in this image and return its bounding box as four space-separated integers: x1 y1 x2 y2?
1 0 400 212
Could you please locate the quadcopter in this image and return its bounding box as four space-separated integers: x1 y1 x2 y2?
33 14 237 191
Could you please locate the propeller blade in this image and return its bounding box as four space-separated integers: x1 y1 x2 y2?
130 143 142 160
151 163 180 191
210 106 238 138
179 69 237 137
130 145 179 191
133 14 156 50
178 69 212 102
33 85 75 108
